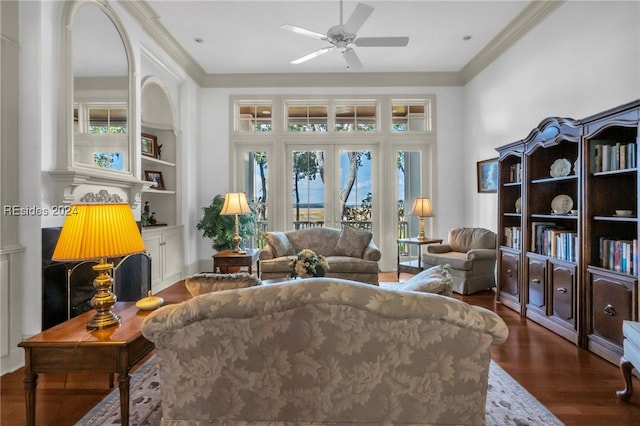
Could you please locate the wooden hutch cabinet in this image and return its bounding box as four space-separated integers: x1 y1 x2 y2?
496 99 640 364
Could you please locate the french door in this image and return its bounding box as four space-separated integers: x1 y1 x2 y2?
285 144 378 233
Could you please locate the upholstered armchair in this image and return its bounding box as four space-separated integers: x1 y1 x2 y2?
421 227 497 295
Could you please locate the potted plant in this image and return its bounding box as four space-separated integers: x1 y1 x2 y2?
196 194 257 253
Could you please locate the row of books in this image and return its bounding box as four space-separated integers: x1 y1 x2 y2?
503 226 521 249
531 222 578 262
592 142 637 172
599 237 638 275
508 163 522 183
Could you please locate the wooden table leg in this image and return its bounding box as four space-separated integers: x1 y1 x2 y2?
23 370 37 426
118 370 131 424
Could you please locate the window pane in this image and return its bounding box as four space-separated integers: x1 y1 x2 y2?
392 100 429 132
237 104 272 132
340 151 372 231
334 103 377 132
244 151 268 247
292 151 325 229
397 150 423 256
287 104 328 132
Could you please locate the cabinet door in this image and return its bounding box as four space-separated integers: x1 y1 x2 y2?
527 257 546 308
162 227 184 283
500 251 519 296
143 233 162 287
550 263 575 323
591 274 635 346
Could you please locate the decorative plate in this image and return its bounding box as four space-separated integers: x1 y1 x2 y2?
515 197 522 213
551 194 573 215
136 296 164 311
550 158 572 178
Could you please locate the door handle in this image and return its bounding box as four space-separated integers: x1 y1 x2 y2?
506 269 512 277
557 287 567 293
532 278 540 284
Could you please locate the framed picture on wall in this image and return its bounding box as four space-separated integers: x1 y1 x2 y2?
477 158 498 193
141 133 158 158
144 170 165 190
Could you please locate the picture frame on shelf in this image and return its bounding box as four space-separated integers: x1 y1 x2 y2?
144 170 165 190
141 133 158 158
477 158 498 193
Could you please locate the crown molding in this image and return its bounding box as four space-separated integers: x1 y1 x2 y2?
460 0 566 84
118 0 207 86
120 0 563 89
201 72 464 88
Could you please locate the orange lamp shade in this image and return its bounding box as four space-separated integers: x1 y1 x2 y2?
52 203 145 262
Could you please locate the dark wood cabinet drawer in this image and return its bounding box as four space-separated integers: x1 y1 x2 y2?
591 274 635 346
500 251 519 296
528 256 546 308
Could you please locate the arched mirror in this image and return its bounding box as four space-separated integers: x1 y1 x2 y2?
72 3 130 173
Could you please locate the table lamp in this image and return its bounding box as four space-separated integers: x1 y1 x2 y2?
52 203 146 329
410 197 433 242
220 192 252 253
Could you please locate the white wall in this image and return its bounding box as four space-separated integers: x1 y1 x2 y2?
464 0 640 230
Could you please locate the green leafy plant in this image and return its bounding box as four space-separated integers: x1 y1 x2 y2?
196 194 257 251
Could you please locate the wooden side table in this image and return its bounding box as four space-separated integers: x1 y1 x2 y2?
18 303 153 426
397 237 443 279
17 281 191 426
212 248 260 275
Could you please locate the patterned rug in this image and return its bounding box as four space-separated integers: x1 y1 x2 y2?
77 356 563 425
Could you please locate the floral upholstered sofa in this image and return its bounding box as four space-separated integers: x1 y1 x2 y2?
141 278 508 425
258 226 381 285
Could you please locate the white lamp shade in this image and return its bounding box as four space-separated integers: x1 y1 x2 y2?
410 198 433 217
221 192 251 215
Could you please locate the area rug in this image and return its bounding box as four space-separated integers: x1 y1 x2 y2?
77 356 563 425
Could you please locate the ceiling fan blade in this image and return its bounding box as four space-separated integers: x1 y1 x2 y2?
344 3 374 34
355 36 410 47
342 47 363 70
281 24 326 41
291 47 335 64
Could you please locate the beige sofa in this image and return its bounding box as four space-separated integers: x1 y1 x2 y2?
142 278 508 425
421 227 497 295
259 226 380 285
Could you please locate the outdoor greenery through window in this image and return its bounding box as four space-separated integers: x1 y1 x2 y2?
74 103 128 134
335 103 377 132
238 104 272 132
392 100 430 132
287 104 328 132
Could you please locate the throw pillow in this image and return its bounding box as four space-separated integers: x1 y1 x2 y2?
333 224 373 258
185 273 262 297
400 264 453 296
263 231 295 257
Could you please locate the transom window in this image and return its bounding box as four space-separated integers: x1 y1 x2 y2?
335 102 377 132
392 100 431 132
237 103 273 132
287 104 328 132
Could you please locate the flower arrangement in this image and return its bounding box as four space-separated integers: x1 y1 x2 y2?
289 249 329 278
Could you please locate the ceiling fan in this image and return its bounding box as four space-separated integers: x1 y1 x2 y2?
281 0 409 70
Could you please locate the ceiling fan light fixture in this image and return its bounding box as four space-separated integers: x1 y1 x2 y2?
282 1 409 68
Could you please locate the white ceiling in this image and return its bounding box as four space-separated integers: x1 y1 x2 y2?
144 0 532 75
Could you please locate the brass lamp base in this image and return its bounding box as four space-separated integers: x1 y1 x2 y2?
87 261 121 330
416 217 427 241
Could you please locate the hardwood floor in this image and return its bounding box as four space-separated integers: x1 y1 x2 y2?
2 272 639 425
